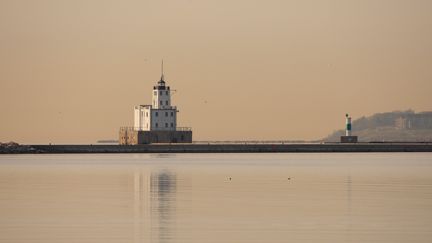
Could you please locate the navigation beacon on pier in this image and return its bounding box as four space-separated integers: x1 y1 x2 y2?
340 113 358 143
119 62 192 144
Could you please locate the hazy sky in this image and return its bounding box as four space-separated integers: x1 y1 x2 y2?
1 0 431 144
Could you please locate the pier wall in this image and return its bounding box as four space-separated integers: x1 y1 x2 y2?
28 143 432 153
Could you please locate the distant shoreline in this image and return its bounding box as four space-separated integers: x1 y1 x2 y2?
1 143 432 154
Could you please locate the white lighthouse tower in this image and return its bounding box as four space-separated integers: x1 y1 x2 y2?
120 61 192 144
134 61 177 131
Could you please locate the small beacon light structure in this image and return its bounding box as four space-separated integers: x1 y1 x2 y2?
345 114 352 136
340 113 358 143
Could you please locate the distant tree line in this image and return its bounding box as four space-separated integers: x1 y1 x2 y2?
352 110 413 130
324 110 432 142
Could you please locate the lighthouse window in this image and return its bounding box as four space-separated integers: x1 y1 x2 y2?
165 112 168 117
155 112 158 117
165 123 168 128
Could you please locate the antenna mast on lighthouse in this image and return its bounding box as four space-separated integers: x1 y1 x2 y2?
161 59 164 81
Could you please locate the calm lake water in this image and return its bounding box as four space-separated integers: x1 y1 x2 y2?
0 153 432 242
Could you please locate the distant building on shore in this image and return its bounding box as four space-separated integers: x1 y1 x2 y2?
395 112 432 130
119 62 192 144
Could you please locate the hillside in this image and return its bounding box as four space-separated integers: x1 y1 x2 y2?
324 110 432 142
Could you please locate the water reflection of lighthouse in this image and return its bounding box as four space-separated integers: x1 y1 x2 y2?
134 169 176 243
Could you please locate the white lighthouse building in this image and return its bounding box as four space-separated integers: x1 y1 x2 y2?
133 71 177 131
119 63 192 144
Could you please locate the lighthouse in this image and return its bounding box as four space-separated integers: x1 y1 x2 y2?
340 113 358 143
345 114 352 136
134 62 177 132
119 62 192 144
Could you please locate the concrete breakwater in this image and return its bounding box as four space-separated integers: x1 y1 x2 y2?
12 143 432 153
